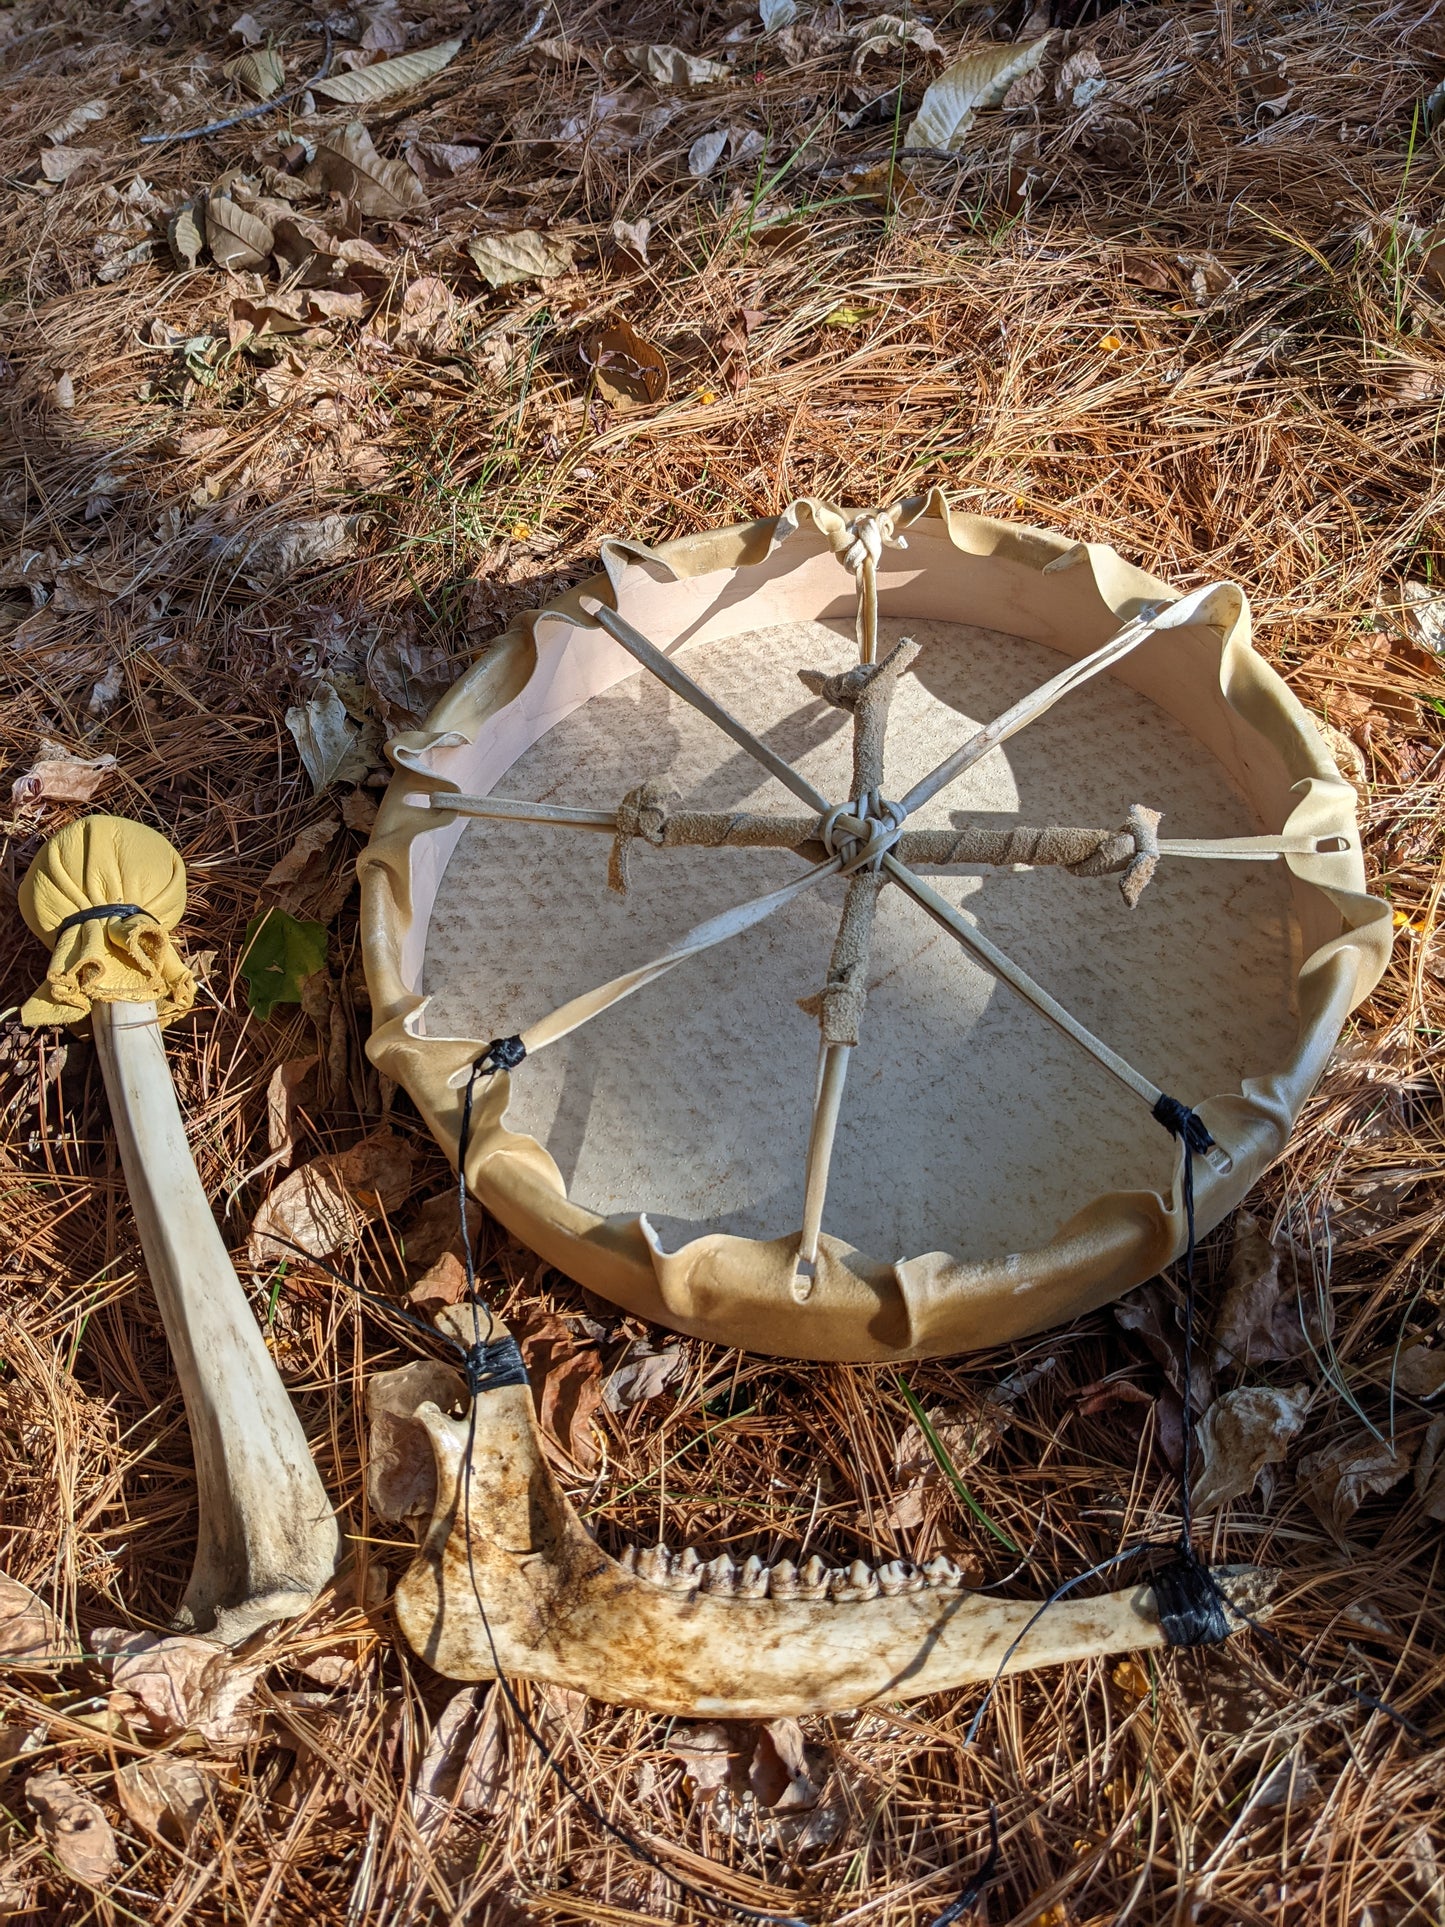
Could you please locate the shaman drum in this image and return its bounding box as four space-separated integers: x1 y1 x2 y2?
360 493 1389 1361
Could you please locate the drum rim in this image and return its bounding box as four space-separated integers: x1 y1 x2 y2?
359 491 1390 1361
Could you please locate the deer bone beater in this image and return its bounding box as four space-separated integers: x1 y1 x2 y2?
19 816 341 1644
377 1312 1272 1718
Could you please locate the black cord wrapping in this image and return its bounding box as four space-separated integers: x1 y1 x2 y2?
461 1332 529 1397
1150 1556 1233 1648
54 902 150 937
1150 1090 1213 1565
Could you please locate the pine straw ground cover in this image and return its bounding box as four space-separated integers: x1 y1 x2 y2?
0 0 1443 1920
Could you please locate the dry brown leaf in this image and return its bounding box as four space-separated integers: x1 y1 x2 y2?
0 1572 75 1667
1191 1385 1310 1513
852 14 943 66
1297 1432 1413 1539
229 10 264 43
167 202 205 271
205 195 274 271
226 47 285 99
688 127 728 177
465 229 574 288
1213 1212 1326 1369
602 1340 686 1411
581 317 668 410
408 1251 468 1310
366 623 453 726
98 1630 263 1745
263 818 341 892
308 122 426 221
623 44 732 88
1115 1281 1210 1410
11 741 117 809
387 274 458 356
1396 1343 1445 1398
113 1758 208 1846
314 37 462 104
1414 1415 1445 1521
749 1719 822 1810
843 160 925 216
670 1724 733 1798
517 1314 605 1472
367 1358 466 1522
400 1189 482 1274
25 1773 120 1885
231 517 356 594
44 99 108 144
412 1685 507 1841
905 36 1054 152
610 216 651 264
250 1129 415 1261
40 146 102 182
265 1054 318 1161
1120 249 1178 293
407 140 483 179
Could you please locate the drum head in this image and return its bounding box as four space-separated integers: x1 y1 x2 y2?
361 496 1389 1360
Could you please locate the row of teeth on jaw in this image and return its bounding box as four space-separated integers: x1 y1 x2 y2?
616 1546 969 1601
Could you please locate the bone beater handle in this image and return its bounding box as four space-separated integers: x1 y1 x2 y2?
92 1002 341 1644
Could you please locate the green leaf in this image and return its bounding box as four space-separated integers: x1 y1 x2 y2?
240 908 328 1020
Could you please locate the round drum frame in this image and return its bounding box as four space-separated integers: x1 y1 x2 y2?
359 492 1390 1362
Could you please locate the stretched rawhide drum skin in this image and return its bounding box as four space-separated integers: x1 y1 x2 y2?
360 492 1390 1361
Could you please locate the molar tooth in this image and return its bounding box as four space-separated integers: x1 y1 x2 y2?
738 1554 769 1598
770 1559 799 1600
619 1545 638 1575
701 1555 737 1594
638 1544 671 1586
877 1559 918 1596
829 1559 879 1602
669 1546 702 1592
923 1555 963 1591
797 1555 829 1600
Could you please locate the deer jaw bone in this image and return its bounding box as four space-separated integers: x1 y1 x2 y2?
384 1320 1270 1719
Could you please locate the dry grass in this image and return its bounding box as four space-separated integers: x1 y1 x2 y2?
1 0 1444 1920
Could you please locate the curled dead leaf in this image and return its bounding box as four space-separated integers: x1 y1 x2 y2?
465 228 575 288
749 1719 823 1810
1213 1211 1326 1369
308 122 426 221
603 1339 686 1411
226 47 285 100
25 1772 120 1885
113 1758 208 1847
44 99 108 144
0 1571 77 1667
623 44 732 88
11 741 117 809
97 1630 263 1745
1414 1415 1445 1521
265 1054 319 1162
250 1129 415 1261
1297 1432 1413 1539
412 1684 507 1841
206 196 274 271
516 1313 605 1472
581 318 668 410
1190 1384 1310 1514
167 201 205 271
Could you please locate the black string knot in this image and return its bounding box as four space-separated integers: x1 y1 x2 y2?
1152 1555 1232 1647
475 1034 526 1076
1151 1092 1214 1154
462 1334 529 1398
54 902 151 938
